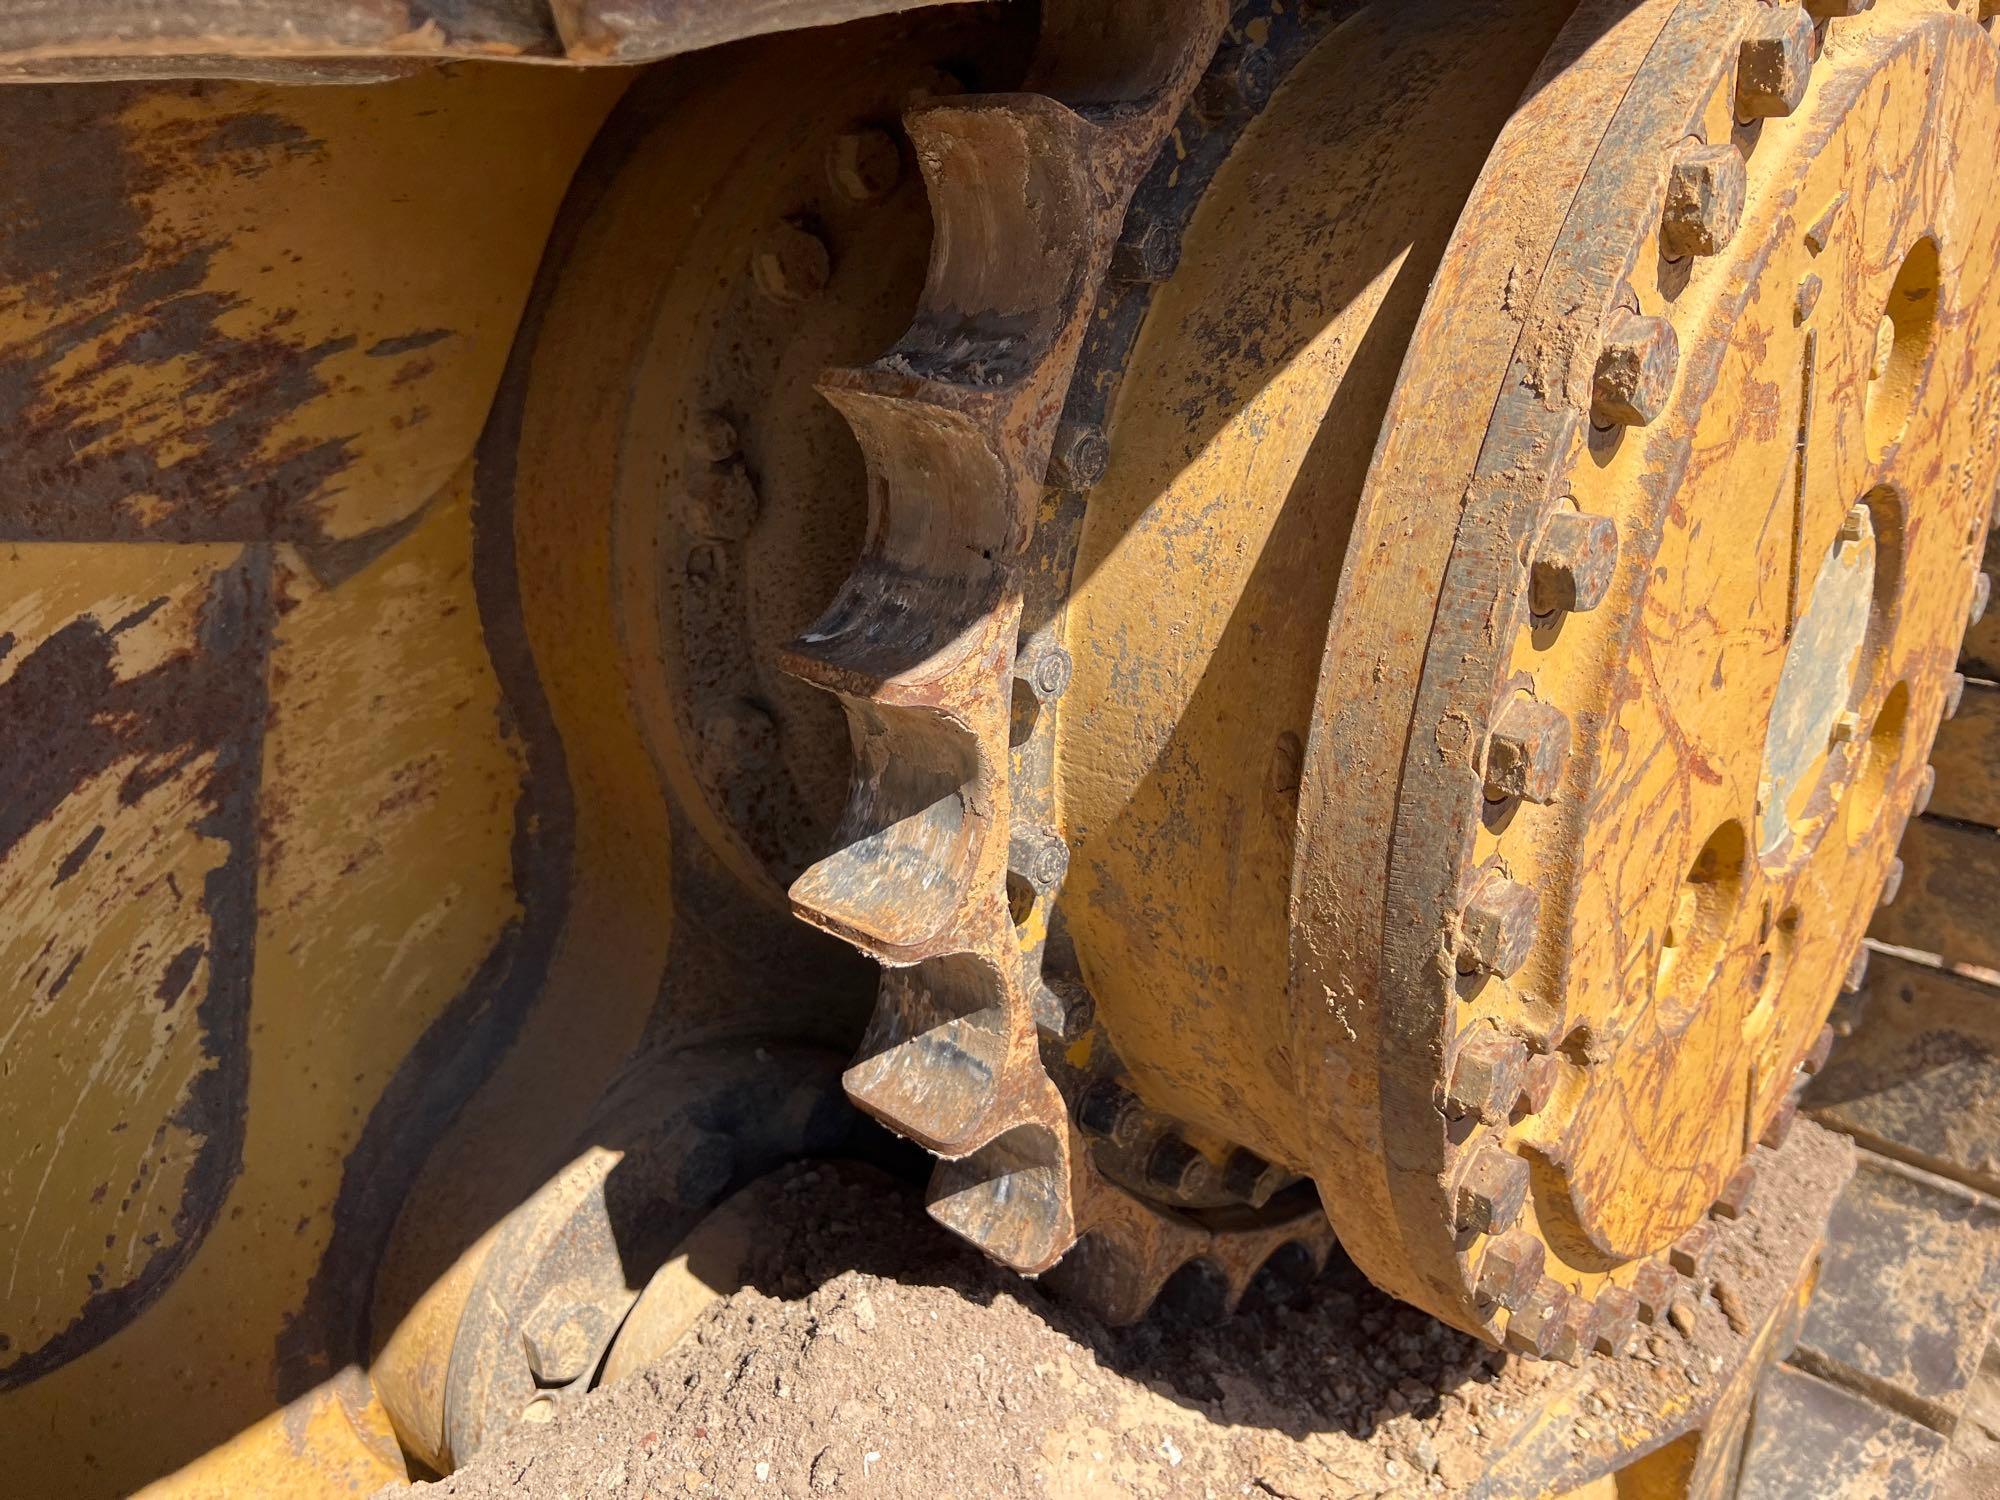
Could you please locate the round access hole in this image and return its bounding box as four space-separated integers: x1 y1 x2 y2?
1865 237 1940 458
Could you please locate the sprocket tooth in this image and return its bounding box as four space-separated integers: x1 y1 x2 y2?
789 697 995 961
926 1112 1076 1274
841 951 1021 1155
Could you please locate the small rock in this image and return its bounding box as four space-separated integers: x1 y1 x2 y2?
1667 1299 1697 1338
754 1460 771 1482
853 1294 877 1333
809 1447 842 1492
1414 1435 1439 1473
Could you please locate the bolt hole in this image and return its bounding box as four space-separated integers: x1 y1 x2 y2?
1846 679 1910 845
1656 820 1748 1029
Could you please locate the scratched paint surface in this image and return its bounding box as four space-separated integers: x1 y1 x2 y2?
0 60 625 1497
1537 17 2000 1264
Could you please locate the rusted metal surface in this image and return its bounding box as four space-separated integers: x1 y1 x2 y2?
1293 0 2000 1344
0 0 979 79
776 0 1298 1303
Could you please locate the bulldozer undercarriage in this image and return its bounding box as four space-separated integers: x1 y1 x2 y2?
4 0 2000 1495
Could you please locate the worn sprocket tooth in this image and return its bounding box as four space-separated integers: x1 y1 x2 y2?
783 1 1235 1285
1046 1177 1339 1327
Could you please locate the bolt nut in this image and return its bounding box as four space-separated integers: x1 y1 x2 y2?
1737 6 1816 121
1455 1146 1530 1237
689 410 740 464
1146 1136 1214 1197
1047 421 1110 489
1841 944 1870 994
1632 1259 1678 1323
753 222 832 303
1532 511 1620 615
1801 1024 1835 1075
1593 1287 1642 1355
1759 1092 1799 1149
1516 1051 1560 1115
1946 672 1967 720
1194 44 1275 122
1460 873 1540 978
1712 1158 1759 1219
679 460 762 541
1878 857 1905 908
1504 1277 1574 1359
1662 142 1747 258
1110 216 1181 284
1916 765 1937 817
1485 698 1573 805
700 700 780 778
1222 1148 1292 1208
1476 1231 1546 1310
1077 1080 1144 1146
827 127 904 203
1971 572 1993 626
1669 1222 1716 1282
1593 313 1680 428
1549 1297 1600 1364
1445 1030 1528 1123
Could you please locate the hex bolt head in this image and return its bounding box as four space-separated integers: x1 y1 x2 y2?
688 410 740 464
1549 1297 1600 1364
1047 421 1111 489
1194 44 1275 121
700 699 780 777
1503 1277 1574 1359
1801 1024 1835 1075
679 461 763 542
1879 857 1905 909
1147 1136 1213 1197
1516 1051 1561 1115
1076 1080 1144 1146
1532 511 1620 615
1455 1146 1530 1237
1759 1092 1799 1149
752 222 832 303
1971 572 1993 626
1632 1259 1678 1323
1476 1231 1546 1310
1110 216 1181 284
1446 1030 1529 1123
1736 6 1816 121
1669 1222 1716 1282
1592 1287 1642 1355
1459 873 1541 979
1222 1148 1292 1208
1946 672 1968 720
1662 142 1748 259
1916 765 1937 817
1841 943 1870 994
827 127 904 203
1485 698 1573 805
1711 1157 1759 1219
1593 314 1680 428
